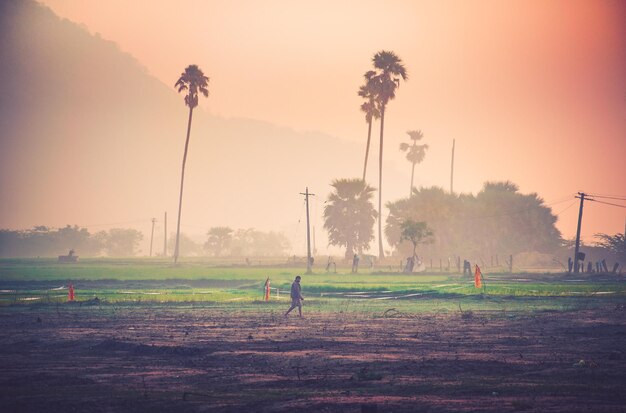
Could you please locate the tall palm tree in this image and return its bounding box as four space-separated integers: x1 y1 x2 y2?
173 65 209 263
367 50 408 259
358 71 380 182
400 130 429 197
323 178 377 260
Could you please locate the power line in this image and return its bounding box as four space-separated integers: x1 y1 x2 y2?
586 198 626 209
586 193 626 199
554 200 578 216
587 194 626 201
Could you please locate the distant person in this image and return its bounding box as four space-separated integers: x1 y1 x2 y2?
285 275 304 317
463 260 472 276
404 256 415 273
326 256 336 273
351 254 360 273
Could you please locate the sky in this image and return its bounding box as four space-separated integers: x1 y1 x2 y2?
24 0 626 246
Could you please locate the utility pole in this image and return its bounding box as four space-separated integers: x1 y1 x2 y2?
573 192 586 274
149 218 156 257
450 139 455 194
163 212 167 256
300 187 315 274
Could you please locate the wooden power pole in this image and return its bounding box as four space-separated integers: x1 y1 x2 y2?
300 187 315 274
450 139 455 194
149 218 156 257
573 192 586 274
163 212 167 257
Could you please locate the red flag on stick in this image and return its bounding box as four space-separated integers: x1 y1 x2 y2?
264 277 271 301
474 265 482 289
68 283 75 301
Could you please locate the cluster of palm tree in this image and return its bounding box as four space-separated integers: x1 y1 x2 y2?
172 54 415 263
357 50 408 259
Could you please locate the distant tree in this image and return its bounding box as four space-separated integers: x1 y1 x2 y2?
173 65 209 263
366 50 408 259
250 231 291 256
399 130 428 197
0 230 25 257
386 182 562 258
323 178 377 260
386 187 458 257
54 225 100 255
104 228 143 256
229 228 290 257
400 219 433 258
204 226 234 257
168 232 202 256
475 181 561 255
358 71 380 182
230 228 254 257
0 225 106 257
91 231 109 254
594 233 626 260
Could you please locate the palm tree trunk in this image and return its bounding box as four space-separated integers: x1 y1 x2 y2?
378 105 386 259
410 162 416 198
362 118 373 182
174 106 194 263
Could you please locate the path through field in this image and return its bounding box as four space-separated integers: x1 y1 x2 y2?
1 303 625 412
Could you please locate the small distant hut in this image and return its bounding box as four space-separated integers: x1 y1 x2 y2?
58 249 79 263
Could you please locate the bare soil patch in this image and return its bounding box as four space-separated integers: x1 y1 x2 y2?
1 303 625 412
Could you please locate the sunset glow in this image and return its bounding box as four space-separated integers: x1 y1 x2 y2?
2 0 625 253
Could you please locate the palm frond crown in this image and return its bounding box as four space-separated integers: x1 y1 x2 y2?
369 50 408 106
175 64 209 109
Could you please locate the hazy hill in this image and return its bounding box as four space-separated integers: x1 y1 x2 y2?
0 0 392 253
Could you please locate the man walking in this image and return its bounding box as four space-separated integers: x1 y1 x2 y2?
285 275 304 317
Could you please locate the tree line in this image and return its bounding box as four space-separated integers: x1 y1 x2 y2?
0 226 143 257
180 227 290 257
0 225 291 258
323 180 566 260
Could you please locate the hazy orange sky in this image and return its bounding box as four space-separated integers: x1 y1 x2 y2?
28 0 626 245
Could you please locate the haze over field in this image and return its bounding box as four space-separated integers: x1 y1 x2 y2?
1 0 625 255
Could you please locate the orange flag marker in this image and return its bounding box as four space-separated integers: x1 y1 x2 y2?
68 283 75 301
264 277 271 301
474 265 482 289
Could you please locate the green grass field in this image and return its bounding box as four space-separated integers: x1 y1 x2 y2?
1 258 624 313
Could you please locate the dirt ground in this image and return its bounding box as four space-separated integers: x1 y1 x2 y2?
1 303 625 413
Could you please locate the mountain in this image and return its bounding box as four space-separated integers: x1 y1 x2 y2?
0 0 385 253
